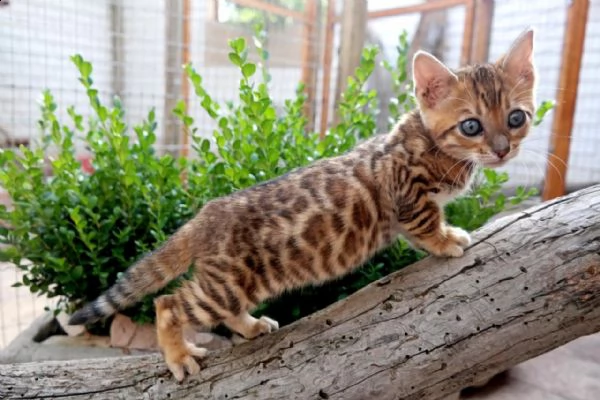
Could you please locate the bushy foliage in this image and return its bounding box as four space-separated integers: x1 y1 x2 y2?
0 29 551 328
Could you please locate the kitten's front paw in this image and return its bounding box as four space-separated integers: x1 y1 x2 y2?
414 238 464 258
434 242 465 258
259 316 279 332
445 225 471 247
415 227 470 258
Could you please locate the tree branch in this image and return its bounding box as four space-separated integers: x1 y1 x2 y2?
2 184 600 400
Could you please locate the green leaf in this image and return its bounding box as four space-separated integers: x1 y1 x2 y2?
229 37 246 53
80 61 92 77
228 52 243 67
534 100 555 126
201 139 210 152
242 63 256 78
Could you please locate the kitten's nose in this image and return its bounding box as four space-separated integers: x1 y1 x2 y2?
491 136 510 159
494 148 510 159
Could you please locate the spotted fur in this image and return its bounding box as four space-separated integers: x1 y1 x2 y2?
69 29 537 381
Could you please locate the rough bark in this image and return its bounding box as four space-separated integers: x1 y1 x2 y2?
1 184 600 400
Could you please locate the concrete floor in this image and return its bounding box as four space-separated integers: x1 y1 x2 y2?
0 261 54 348
462 332 600 400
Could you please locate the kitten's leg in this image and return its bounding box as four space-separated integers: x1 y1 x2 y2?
401 199 470 258
224 312 279 340
155 294 209 382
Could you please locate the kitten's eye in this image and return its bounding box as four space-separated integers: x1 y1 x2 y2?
458 118 483 137
508 109 526 129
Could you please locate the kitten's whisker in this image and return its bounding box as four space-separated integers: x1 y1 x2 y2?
508 77 527 99
516 155 544 190
521 149 564 179
521 148 567 169
452 161 471 190
522 135 579 143
437 156 473 189
445 96 474 109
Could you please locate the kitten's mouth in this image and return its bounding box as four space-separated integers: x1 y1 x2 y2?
482 159 508 168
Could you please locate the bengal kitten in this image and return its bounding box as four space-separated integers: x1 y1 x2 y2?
69 29 537 381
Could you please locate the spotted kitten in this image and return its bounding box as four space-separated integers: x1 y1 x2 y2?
69 29 537 381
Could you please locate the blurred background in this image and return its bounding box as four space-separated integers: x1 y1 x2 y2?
0 0 597 352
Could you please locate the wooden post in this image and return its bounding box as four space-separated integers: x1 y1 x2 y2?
365 0 469 19
228 0 306 21
318 0 335 138
460 0 476 66
470 0 494 63
407 0 449 72
180 0 191 159
109 0 125 98
163 0 184 157
207 0 219 21
334 0 367 123
542 0 590 200
300 0 319 132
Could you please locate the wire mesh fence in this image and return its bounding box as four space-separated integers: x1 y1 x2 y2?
487 0 568 190
568 0 600 188
0 0 597 348
0 0 327 348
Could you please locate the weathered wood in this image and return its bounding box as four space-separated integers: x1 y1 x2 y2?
1 184 600 400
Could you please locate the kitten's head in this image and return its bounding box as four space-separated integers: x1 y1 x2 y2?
412 28 536 167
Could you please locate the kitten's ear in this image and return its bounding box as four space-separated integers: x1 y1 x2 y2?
499 28 535 85
412 50 458 109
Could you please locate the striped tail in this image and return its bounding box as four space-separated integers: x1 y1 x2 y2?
68 224 194 326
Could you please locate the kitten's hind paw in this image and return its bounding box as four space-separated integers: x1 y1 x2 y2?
164 342 208 382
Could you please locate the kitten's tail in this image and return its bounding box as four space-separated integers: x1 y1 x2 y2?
68 223 195 326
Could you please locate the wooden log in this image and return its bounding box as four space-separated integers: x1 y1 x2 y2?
1 184 600 400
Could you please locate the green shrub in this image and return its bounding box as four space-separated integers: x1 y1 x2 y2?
0 29 552 329
0 58 193 323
